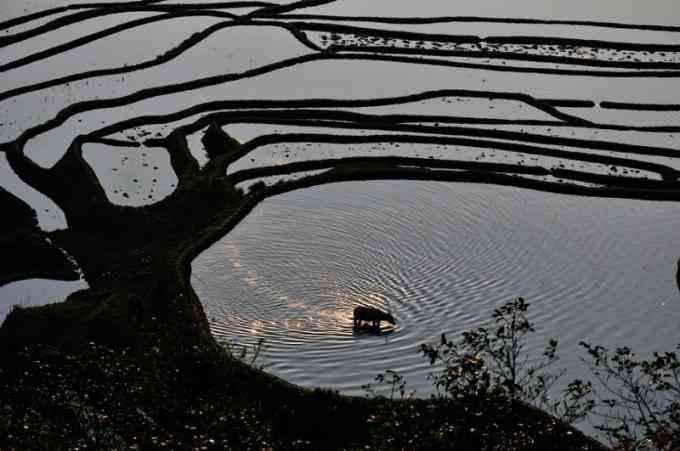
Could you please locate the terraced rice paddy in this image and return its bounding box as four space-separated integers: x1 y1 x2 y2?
1 0 679 404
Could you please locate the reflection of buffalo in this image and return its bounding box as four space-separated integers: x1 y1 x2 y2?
353 306 396 329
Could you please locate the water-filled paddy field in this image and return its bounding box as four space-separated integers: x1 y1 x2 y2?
192 180 680 394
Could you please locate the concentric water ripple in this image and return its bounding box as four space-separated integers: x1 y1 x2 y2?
192 180 680 395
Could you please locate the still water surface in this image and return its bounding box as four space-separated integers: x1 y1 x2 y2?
192 180 680 395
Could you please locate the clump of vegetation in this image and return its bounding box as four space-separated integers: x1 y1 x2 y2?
362 298 600 450
249 180 268 193
364 298 679 450
580 342 680 450
221 337 268 369
419 298 594 425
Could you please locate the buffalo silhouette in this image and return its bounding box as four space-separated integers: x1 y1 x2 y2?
353 306 396 329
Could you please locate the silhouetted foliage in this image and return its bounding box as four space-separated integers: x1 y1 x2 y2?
419 298 594 425
362 298 680 450
362 298 602 450
580 342 680 450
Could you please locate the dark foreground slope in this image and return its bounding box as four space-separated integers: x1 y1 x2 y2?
0 335 608 450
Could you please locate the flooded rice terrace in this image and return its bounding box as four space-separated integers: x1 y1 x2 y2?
2 0 680 400
193 181 680 394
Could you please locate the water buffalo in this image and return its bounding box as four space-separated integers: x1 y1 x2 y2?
353 306 396 329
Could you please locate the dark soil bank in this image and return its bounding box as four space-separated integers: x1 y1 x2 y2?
0 187 79 286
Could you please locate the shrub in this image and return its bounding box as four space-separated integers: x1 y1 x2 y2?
419 298 593 424
363 298 600 450
580 342 680 450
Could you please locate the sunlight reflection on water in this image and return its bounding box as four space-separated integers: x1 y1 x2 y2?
193 180 680 397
